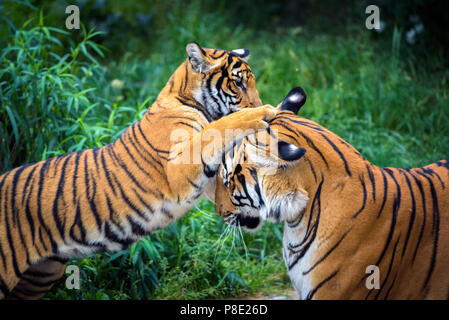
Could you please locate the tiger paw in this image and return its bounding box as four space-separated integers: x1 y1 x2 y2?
211 105 277 133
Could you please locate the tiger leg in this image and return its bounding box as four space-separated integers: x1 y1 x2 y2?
6 257 67 300
166 105 276 198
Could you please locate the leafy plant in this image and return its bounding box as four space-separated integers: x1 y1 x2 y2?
0 15 105 172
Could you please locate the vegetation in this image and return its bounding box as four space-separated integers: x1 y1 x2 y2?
0 0 447 299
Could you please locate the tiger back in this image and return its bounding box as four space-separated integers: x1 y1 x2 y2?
214 87 449 299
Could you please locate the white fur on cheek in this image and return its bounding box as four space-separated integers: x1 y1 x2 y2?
283 191 309 222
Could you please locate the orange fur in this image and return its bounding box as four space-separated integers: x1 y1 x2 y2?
215 109 449 299
0 43 273 299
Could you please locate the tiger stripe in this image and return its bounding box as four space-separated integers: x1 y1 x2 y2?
0 43 272 299
215 105 449 299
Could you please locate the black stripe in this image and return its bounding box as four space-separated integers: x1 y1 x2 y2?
4 185 21 278
375 169 400 267
302 227 352 275
84 153 102 232
201 153 216 178
21 274 61 287
249 168 264 207
51 155 71 242
119 132 156 182
416 171 440 290
10 165 33 264
399 169 417 258
47 256 68 263
104 223 134 247
110 173 145 217
136 122 170 157
24 268 60 277
0 241 7 271
104 191 121 227
366 164 376 201
377 168 389 218
236 174 256 208
205 71 226 118
304 157 317 183
11 164 32 226
175 96 213 123
69 200 87 244
320 133 352 176
21 164 38 206
107 146 148 193
408 170 427 264
130 187 153 220
352 174 367 218
373 236 400 300
276 121 329 168
130 123 166 174
72 151 82 205
100 148 117 196
126 215 147 237
0 276 9 295
306 270 338 300
287 178 324 270
182 62 189 93
24 171 37 244
384 274 398 299
38 227 48 252
175 121 201 132
92 148 100 174
187 178 201 190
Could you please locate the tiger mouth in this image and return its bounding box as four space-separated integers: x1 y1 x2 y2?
225 213 261 230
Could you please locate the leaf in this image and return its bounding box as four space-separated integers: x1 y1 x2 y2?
5 106 19 145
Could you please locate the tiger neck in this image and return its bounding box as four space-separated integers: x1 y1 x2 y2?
153 60 214 122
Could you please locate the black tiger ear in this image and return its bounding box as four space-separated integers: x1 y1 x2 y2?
186 42 215 73
278 141 306 161
231 48 250 61
280 87 307 114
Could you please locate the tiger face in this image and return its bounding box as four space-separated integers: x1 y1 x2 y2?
215 87 309 231
184 43 262 119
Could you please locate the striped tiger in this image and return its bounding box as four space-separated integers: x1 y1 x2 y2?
214 87 449 299
0 43 277 299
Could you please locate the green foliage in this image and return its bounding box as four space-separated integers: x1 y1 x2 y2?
0 17 106 171
0 1 448 300
46 201 288 299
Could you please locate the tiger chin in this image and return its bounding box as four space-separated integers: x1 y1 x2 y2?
0 43 276 299
215 87 449 300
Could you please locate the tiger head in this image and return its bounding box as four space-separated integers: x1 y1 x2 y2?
214 87 310 231
165 43 262 120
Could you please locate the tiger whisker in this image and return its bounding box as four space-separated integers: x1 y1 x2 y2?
194 205 213 218
237 221 249 266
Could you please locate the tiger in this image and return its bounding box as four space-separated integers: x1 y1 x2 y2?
214 86 449 299
0 42 277 299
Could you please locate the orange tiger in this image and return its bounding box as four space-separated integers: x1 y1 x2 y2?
0 43 276 299
214 87 449 299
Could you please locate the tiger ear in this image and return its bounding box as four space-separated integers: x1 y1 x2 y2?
277 87 307 114
186 42 215 73
231 48 250 61
278 141 306 161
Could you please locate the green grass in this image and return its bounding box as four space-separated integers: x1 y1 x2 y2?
1 1 448 300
